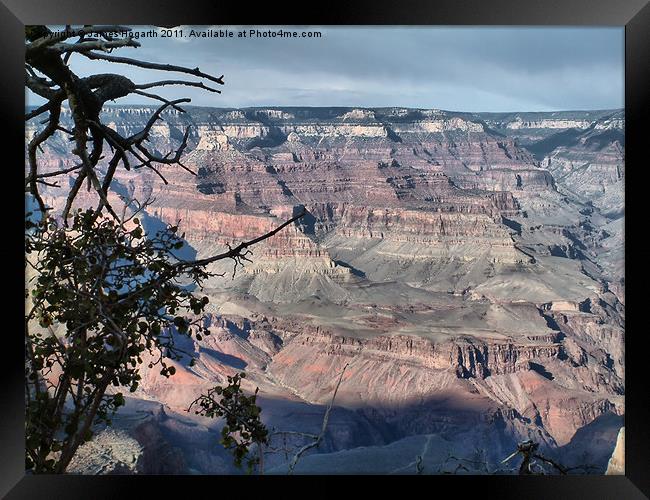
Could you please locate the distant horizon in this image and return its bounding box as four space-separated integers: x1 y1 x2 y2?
25 102 625 115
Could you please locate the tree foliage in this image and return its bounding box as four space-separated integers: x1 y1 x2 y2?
25 208 215 472
24 24 303 474
24 203 302 473
192 363 350 475
188 373 269 472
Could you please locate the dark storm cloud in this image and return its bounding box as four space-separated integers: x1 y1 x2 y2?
27 26 623 112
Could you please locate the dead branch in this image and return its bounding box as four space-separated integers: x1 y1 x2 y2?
136 80 222 94
48 38 141 54
500 439 599 475
26 25 133 52
105 210 305 307
131 90 189 111
79 51 225 85
186 210 306 269
24 25 223 221
283 363 349 474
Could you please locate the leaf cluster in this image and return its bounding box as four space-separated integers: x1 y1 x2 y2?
188 373 269 473
25 209 213 472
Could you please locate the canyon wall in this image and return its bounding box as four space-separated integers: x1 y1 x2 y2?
28 105 624 474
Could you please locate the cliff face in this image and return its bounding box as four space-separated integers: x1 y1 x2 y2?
606 427 625 475
29 105 624 473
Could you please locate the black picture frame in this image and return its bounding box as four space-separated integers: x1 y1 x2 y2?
3 1 647 497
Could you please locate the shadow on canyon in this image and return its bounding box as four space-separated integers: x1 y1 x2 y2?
97 389 622 475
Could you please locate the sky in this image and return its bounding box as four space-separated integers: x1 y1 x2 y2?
27 26 624 112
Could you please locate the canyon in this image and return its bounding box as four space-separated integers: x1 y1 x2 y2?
28 105 625 474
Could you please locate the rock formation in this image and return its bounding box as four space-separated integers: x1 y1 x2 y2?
28 105 624 474
606 427 625 475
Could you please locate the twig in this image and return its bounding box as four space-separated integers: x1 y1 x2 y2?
286 363 349 474
80 51 225 86
136 79 222 94
186 210 306 269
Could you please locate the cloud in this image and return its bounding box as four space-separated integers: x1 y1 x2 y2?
27 26 623 112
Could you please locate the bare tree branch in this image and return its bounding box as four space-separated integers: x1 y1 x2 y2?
48 38 140 54
136 79 222 94
131 89 189 111
25 26 222 222
79 51 225 85
26 25 133 51
186 210 306 269
285 363 349 474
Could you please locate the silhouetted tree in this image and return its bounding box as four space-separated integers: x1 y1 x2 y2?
24 25 302 473
188 373 269 473
25 24 223 220
189 364 349 474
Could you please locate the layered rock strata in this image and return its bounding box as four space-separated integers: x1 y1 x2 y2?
26 105 624 473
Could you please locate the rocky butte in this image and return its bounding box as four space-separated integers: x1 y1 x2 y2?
28 105 625 474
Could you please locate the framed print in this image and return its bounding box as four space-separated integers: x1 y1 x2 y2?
2 0 648 498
